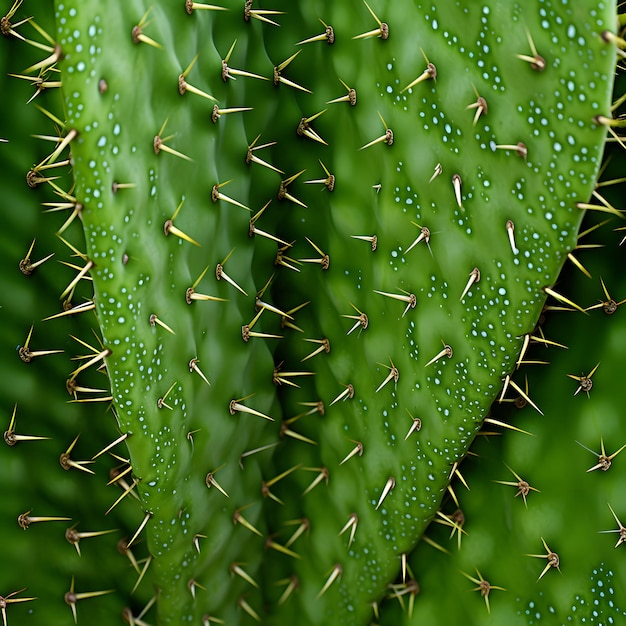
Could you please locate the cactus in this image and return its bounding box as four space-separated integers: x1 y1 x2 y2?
387 163 626 624
0 0 622 624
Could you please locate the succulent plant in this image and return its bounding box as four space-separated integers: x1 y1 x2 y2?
1 0 623 624
390 157 626 625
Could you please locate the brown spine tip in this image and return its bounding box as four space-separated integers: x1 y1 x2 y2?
380 23 389 39
19 258 33 275
178 74 187 95
277 182 287 201
64 591 77 606
531 55 545 71
153 135 162 155
185 0 194 14
1 16 12 36
59 451 72 470
601 30 612 43
592 114 612 126
117 538 130 556
66 378 77 395
515 395 527 409
17 513 31 529
131 25 141 44
26 170 39 188
4 430 16 446
18 346 32 363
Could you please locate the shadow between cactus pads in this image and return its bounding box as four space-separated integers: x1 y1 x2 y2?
2 0 620 623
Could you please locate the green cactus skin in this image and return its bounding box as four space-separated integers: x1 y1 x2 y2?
377 143 626 622
255 3 618 624
1 0 621 624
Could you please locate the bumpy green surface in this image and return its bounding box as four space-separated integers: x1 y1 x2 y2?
384 181 626 624
1 0 619 624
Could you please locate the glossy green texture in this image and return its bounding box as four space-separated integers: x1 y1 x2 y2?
379 162 626 624
256 2 617 624
51 2 279 623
